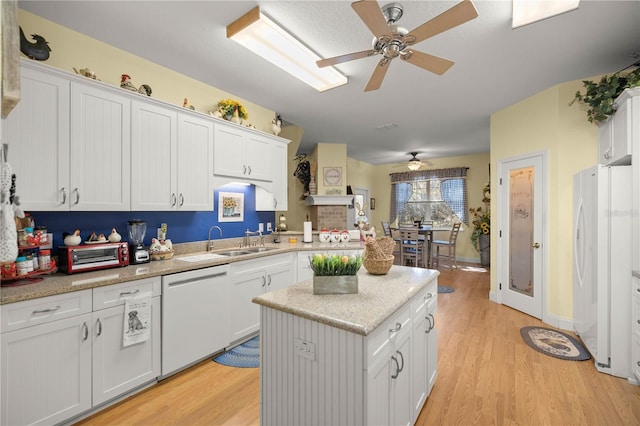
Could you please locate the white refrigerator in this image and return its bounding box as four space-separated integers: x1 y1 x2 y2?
573 164 631 379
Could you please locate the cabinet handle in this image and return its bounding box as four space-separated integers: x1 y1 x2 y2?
60 187 67 205
96 318 102 337
267 275 272 286
637 361 640 367
391 355 400 379
247 166 252 175
171 193 177 207
636 288 640 293
396 350 405 373
243 165 247 175
425 293 433 300
262 276 266 287
273 198 278 209
82 322 89 341
179 194 184 207
429 313 435 332
73 188 80 205
637 320 640 324
32 305 61 314
120 289 140 297
425 315 432 333
389 322 402 333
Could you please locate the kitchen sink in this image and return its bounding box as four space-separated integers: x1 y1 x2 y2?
215 249 252 257
245 247 278 253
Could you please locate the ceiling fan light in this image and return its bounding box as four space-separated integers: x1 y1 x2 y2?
227 6 347 92
407 160 421 171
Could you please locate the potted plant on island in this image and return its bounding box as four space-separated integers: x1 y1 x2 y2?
570 65 640 124
309 253 362 294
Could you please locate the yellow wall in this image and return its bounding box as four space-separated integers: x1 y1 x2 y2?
491 79 600 320
18 9 277 133
315 143 347 195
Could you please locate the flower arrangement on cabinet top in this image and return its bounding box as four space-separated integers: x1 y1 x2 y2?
469 181 490 252
217 99 249 120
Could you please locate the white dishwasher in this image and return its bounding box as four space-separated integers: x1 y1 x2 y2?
161 264 231 377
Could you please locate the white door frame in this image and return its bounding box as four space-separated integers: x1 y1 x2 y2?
496 150 549 321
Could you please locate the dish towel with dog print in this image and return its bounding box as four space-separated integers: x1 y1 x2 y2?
122 295 151 347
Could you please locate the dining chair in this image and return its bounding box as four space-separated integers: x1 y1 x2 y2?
432 222 462 269
381 221 392 237
400 229 426 268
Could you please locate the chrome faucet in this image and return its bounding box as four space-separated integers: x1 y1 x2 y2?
244 229 262 247
207 226 223 251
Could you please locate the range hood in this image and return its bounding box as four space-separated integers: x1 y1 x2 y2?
305 195 354 206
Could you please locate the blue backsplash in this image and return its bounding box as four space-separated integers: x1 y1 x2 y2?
30 185 275 251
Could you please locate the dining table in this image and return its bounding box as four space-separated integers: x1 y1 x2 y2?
391 224 452 268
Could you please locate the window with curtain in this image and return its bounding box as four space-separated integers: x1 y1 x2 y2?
390 167 468 225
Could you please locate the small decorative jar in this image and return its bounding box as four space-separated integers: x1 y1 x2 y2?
318 228 331 243
340 230 351 243
330 229 341 243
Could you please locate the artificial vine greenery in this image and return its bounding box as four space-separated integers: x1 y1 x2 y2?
571 66 640 125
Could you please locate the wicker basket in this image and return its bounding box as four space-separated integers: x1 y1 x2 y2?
375 237 396 257
150 250 174 261
363 255 394 275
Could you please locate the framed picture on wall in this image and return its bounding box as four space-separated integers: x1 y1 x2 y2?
323 167 342 186
218 192 244 222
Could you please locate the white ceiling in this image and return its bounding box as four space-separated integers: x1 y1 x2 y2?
19 1 640 165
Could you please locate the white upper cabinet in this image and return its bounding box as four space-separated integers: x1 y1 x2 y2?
70 82 131 210
256 139 289 211
3 61 130 211
3 64 70 211
131 101 213 211
131 101 178 210
176 113 214 210
213 122 272 183
599 87 638 166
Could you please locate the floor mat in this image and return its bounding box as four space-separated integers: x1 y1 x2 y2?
520 327 590 361
213 336 259 368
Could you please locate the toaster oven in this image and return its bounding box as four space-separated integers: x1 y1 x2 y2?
58 242 129 274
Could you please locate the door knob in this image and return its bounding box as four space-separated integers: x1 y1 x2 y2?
532 242 540 248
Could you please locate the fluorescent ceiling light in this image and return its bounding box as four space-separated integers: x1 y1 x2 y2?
512 0 580 29
227 6 347 92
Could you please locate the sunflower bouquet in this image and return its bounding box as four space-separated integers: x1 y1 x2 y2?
469 206 490 252
217 99 249 119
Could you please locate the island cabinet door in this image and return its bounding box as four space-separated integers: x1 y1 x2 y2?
366 354 392 425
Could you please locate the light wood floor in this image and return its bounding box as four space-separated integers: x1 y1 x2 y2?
77 264 640 425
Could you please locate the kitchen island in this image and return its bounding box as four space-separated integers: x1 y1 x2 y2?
253 265 439 426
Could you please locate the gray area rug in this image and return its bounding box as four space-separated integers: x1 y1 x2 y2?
520 327 590 361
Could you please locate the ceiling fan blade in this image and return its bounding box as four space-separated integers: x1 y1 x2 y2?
403 50 454 75
352 0 391 38
317 49 377 68
408 0 478 45
364 59 390 92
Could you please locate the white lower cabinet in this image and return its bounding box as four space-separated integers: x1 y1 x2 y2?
1 293 92 426
411 283 438 420
0 278 161 425
230 253 295 343
632 273 640 383
91 278 161 405
366 304 413 426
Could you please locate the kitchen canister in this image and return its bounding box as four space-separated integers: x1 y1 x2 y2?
39 249 51 271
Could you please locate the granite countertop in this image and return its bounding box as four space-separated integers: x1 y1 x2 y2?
252 266 439 336
1 239 365 305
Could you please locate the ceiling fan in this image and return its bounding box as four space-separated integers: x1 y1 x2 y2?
316 0 478 92
395 152 433 171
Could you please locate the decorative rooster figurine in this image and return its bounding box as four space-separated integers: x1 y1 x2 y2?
19 26 51 61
